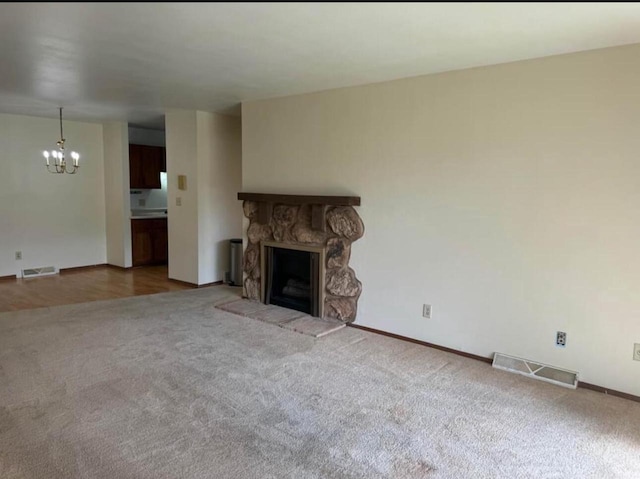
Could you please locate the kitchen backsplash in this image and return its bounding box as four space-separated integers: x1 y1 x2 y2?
130 172 168 209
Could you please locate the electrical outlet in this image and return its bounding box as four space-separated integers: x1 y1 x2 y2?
634 343 640 361
176 197 182 206
556 331 567 348
138 198 146 207
422 304 432 319
15 251 22 260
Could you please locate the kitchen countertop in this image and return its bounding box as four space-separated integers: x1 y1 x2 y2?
131 215 168 220
131 208 168 220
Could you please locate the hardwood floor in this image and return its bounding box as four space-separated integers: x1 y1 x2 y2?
0 265 194 313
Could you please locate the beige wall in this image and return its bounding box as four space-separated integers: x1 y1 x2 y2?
196 111 242 285
103 121 132 268
242 44 640 396
0 113 106 276
166 110 242 285
166 110 200 284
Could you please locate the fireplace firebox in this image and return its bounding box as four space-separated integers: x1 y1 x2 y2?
262 242 325 317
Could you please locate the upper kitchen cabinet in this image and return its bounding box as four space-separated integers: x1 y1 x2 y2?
129 144 166 189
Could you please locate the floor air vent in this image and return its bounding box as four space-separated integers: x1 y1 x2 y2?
492 352 578 389
21 266 57 278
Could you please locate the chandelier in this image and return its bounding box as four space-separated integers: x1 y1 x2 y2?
43 107 80 174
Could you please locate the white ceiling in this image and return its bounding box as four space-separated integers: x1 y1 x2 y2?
2 3 640 128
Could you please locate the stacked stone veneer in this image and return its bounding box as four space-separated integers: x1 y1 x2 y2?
242 201 364 322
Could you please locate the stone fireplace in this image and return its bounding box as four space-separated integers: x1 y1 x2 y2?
240 193 364 322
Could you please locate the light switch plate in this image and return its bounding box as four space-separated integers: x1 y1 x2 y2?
176 197 182 207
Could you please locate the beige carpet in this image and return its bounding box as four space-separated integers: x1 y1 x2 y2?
1 286 639 479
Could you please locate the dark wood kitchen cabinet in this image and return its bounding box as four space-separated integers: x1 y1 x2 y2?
129 144 166 189
131 218 168 266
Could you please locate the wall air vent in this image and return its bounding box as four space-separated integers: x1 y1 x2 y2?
492 352 578 389
21 266 57 278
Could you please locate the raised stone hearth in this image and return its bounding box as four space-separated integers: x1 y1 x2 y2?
239 193 363 322
216 299 346 338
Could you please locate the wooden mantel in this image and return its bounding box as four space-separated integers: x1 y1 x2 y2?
237 192 360 206
237 192 361 229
